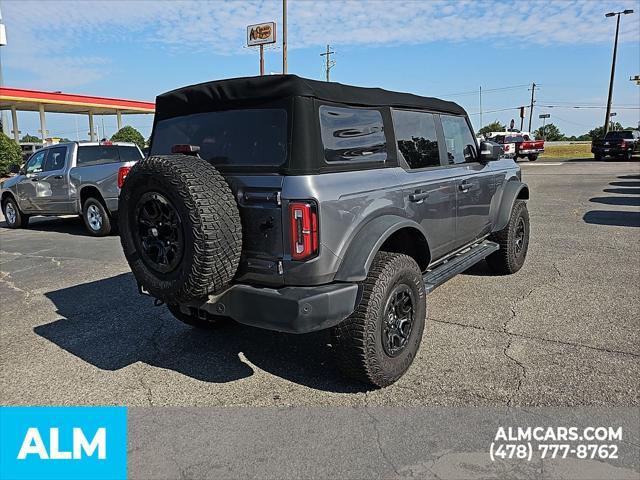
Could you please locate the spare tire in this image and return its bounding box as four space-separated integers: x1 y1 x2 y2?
118 154 242 304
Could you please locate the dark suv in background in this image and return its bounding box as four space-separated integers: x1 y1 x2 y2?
119 75 530 387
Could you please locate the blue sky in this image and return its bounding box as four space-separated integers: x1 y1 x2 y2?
2 0 639 140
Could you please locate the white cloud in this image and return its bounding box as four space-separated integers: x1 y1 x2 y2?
2 0 639 89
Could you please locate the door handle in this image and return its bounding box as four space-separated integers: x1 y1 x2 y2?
459 181 474 191
53 175 63 179
409 190 430 202
30 177 39 181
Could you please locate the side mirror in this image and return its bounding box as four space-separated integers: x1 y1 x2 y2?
479 141 503 162
9 163 22 175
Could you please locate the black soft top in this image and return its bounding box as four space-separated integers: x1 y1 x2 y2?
154 74 466 121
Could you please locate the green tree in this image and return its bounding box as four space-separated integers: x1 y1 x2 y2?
0 133 23 176
20 134 41 143
477 121 506 136
111 126 145 149
534 123 564 141
586 123 624 140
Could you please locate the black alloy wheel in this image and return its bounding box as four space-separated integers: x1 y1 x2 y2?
382 285 415 357
134 191 184 274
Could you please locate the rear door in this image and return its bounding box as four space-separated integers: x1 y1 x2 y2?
34 145 72 213
439 114 495 248
391 109 457 260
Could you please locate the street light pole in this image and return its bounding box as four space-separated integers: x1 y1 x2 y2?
603 9 634 135
0 5 10 136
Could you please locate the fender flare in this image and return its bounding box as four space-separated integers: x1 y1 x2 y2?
334 215 428 282
493 181 529 233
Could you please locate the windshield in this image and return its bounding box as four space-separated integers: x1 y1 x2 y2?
150 109 288 167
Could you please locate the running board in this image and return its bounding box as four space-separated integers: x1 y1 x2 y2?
423 240 499 293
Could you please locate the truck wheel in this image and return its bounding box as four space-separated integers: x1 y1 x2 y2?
331 252 426 388
119 154 242 304
528 154 538 161
487 200 530 275
167 304 232 329
82 197 112 236
2 197 29 228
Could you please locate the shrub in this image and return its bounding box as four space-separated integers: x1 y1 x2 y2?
0 133 22 176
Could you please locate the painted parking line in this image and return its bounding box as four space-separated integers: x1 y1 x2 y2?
521 162 563 166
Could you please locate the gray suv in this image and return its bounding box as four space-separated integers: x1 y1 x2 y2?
118 75 530 387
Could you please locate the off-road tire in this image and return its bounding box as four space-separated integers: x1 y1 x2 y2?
528 154 538 162
167 304 232 329
119 154 242 304
486 200 530 275
2 196 29 228
82 197 112 236
331 252 426 388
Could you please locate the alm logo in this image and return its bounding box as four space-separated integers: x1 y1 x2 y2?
1 407 127 480
18 427 106 460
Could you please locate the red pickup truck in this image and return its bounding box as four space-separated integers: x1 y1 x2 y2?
516 133 544 161
486 131 544 161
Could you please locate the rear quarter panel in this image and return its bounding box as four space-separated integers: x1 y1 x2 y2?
281 167 413 285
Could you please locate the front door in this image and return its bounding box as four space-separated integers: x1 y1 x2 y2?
439 114 495 248
33 146 71 213
16 149 46 213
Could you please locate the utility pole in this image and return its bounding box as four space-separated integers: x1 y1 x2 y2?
320 44 335 82
479 86 482 129
282 0 287 74
527 82 536 133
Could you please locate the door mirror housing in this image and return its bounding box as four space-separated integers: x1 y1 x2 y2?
9 163 22 175
479 141 503 162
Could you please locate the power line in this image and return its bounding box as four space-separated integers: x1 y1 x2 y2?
438 84 530 98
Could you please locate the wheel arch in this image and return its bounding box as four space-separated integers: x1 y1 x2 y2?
79 185 108 211
492 180 529 233
334 215 431 282
1 190 16 207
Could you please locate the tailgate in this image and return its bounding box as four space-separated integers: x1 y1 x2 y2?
224 174 285 286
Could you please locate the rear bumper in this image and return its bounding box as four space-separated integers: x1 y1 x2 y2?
518 149 544 155
591 146 625 156
171 282 360 334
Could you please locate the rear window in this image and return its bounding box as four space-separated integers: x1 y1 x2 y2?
319 105 387 163
150 109 288 167
506 136 524 143
77 145 142 165
606 131 633 139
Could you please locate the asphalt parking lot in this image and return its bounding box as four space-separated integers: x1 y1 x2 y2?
1 158 639 407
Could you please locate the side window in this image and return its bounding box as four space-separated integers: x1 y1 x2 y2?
77 146 120 166
440 115 478 164
392 109 440 169
26 150 46 174
117 146 143 162
43 146 67 171
319 105 387 163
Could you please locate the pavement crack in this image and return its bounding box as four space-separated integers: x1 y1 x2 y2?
0 271 31 297
429 317 640 358
364 407 401 477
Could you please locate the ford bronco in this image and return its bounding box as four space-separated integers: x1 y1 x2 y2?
119 75 530 387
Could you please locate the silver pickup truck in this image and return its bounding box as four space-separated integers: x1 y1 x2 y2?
1 141 143 236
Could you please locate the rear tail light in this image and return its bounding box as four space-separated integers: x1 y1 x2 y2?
289 201 319 261
117 166 131 188
620 141 627 148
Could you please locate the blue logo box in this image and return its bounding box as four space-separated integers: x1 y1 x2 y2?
0 407 127 480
